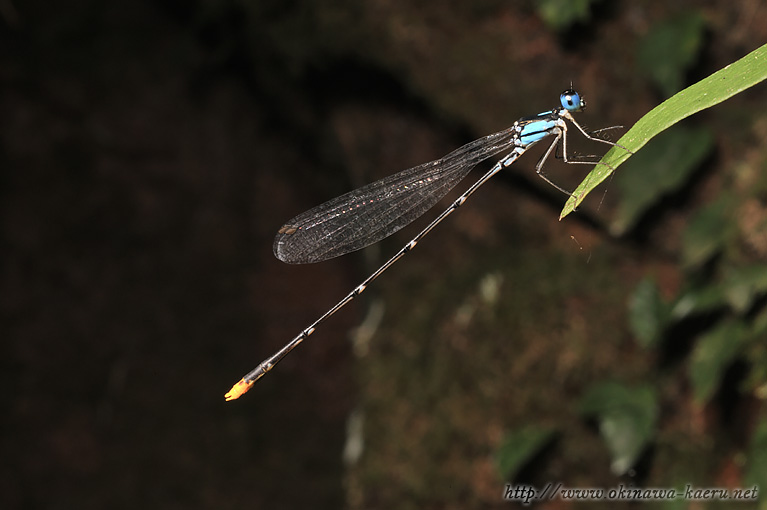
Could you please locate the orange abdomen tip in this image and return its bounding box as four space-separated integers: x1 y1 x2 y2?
225 379 254 401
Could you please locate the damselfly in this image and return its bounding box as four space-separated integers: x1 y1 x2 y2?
226 89 624 400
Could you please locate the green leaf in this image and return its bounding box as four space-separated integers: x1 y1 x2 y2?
671 284 728 320
536 0 600 31
744 417 767 491
610 126 714 235
628 277 670 348
681 195 736 268
722 265 767 314
671 265 767 319
580 382 658 475
637 12 707 97
752 307 767 335
561 43 767 219
689 319 750 403
495 425 556 480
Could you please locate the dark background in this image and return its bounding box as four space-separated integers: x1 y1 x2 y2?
2 1 766 509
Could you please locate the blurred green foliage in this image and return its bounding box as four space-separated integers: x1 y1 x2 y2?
579 382 658 475
681 195 737 268
611 126 713 235
745 420 767 491
536 0 603 31
630 262 767 406
628 277 669 348
688 319 750 403
637 12 707 97
495 425 556 480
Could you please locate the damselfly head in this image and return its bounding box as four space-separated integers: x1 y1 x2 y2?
560 89 586 112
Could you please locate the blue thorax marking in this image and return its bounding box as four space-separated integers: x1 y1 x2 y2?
518 112 561 146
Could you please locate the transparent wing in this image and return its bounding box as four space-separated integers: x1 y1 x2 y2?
274 125 518 264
